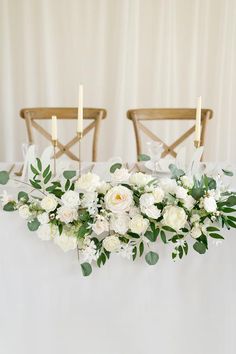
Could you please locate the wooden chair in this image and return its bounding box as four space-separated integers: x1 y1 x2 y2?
127 108 213 159
20 107 107 161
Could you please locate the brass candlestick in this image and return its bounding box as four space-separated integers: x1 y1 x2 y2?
194 140 200 148
52 139 57 176
77 132 83 177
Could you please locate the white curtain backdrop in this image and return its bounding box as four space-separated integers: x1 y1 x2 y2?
0 0 236 163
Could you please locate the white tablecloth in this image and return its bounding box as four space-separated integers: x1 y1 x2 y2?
0 162 236 354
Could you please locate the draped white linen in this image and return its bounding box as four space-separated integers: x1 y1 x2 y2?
0 0 236 162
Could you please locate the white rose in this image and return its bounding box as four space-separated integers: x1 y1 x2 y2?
37 212 49 224
110 213 130 235
175 186 188 200
129 214 149 235
40 195 57 212
141 205 161 219
181 175 194 189
105 186 133 213
92 216 109 235
159 178 177 194
183 195 196 210
37 224 58 241
152 187 165 203
97 182 111 194
190 225 202 239
54 234 77 252
57 206 78 224
163 205 187 230
203 196 217 213
190 214 200 224
75 172 100 192
18 205 31 219
129 172 152 187
81 192 97 208
139 193 155 208
61 190 80 208
111 168 130 184
129 206 140 218
103 235 121 252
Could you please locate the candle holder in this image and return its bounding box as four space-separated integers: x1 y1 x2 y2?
52 139 57 176
194 140 200 148
77 132 83 177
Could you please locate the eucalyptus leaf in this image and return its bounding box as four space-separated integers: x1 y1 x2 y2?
193 241 207 254
169 164 185 179
145 251 159 265
0 171 9 185
3 202 15 211
138 154 151 161
222 169 233 177
27 218 40 231
63 170 76 180
81 262 92 276
18 191 29 202
144 230 157 242
110 163 122 173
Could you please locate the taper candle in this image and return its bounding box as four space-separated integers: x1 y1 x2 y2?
77 84 83 133
195 96 201 143
51 115 57 141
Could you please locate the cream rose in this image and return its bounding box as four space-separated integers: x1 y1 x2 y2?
96 181 111 194
111 168 130 184
37 224 58 241
203 196 217 213
110 213 130 235
152 187 165 203
175 186 188 200
103 235 121 252
129 214 149 235
129 172 152 187
105 186 133 213
75 172 100 192
92 216 109 235
140 193 155 208
163 205 187 230
183 195 196 210
40 195 57 212
18 205 31 219
54 234 77 252
142 205 161 219
61 191 80 208
57 206 78 224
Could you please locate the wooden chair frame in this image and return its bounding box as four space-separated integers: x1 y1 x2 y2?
20 107 107 161
127 108 213 159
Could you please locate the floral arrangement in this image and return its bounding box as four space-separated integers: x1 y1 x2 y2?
0 160 236 276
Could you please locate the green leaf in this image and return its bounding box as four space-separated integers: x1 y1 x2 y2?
132 246 137 261
183 242 188 255
79 210 90 222
206 226 220 232
139 242 144 257
81 262 92 276
193 241 207 254
77 224 89 238
162 225 176 232
145 251 159 265
63 170 76 180
42 165 51 178
144 230 157 242
208 177 217 190
27 218 40 231
169 164 185 179
65 179 70 191
138 154 151 161
44 171 52 184
190 187 205 200
3 201 15 211
221 207 236 213
30 164 39 175
209 233 224 239
30 179 41 189
227 220 236 228
127 232 140 239
160 230 167 243
226 196 236 207
110 163 122 173
0 171 9 185
36 158 42 171
222 169 233 177
18 191 29 202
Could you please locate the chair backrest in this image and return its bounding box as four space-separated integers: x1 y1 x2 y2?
127 108 213 159
20 107 107 161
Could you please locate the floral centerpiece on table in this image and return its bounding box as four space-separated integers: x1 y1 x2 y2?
0 160 236 276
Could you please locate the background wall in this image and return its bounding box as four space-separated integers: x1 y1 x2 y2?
0 0 236 162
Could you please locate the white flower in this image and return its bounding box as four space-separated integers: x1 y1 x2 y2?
129 214 149 235
40 195 57 212
129 172 152 187
81 192 97 208
37 224 58 241
140 193 155 208
61 190 80 208
159 178 177 194
37 212 49 224
75 172 100 192
163 205 187 230
54 234 77 252
0 190 13 206
118 243 134 260
190 214 200 224
181 175 194 189
203 196 217 213
79 239 98 263
190 225 202 239
111 168 130 184
103 235 121 252
183 195 196 210
175 186 188 200
175 239 186 247
105 185 133 213
92 216 109 235
152 187 165 203
18 205 31 219
129 206 140 218
142 205 161 219
96 182 111 194
57 206 78 224
110 213 130 235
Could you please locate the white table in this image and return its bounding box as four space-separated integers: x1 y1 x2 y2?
1 162 236 354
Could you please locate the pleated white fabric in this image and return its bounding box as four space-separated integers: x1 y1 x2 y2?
0 0 236 162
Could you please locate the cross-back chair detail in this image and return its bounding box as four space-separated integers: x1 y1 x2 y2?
127 108 213 159
20 107 107 161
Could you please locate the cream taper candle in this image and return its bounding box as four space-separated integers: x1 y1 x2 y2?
77 84 83 133
195 96 202 143
51 115 57 141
